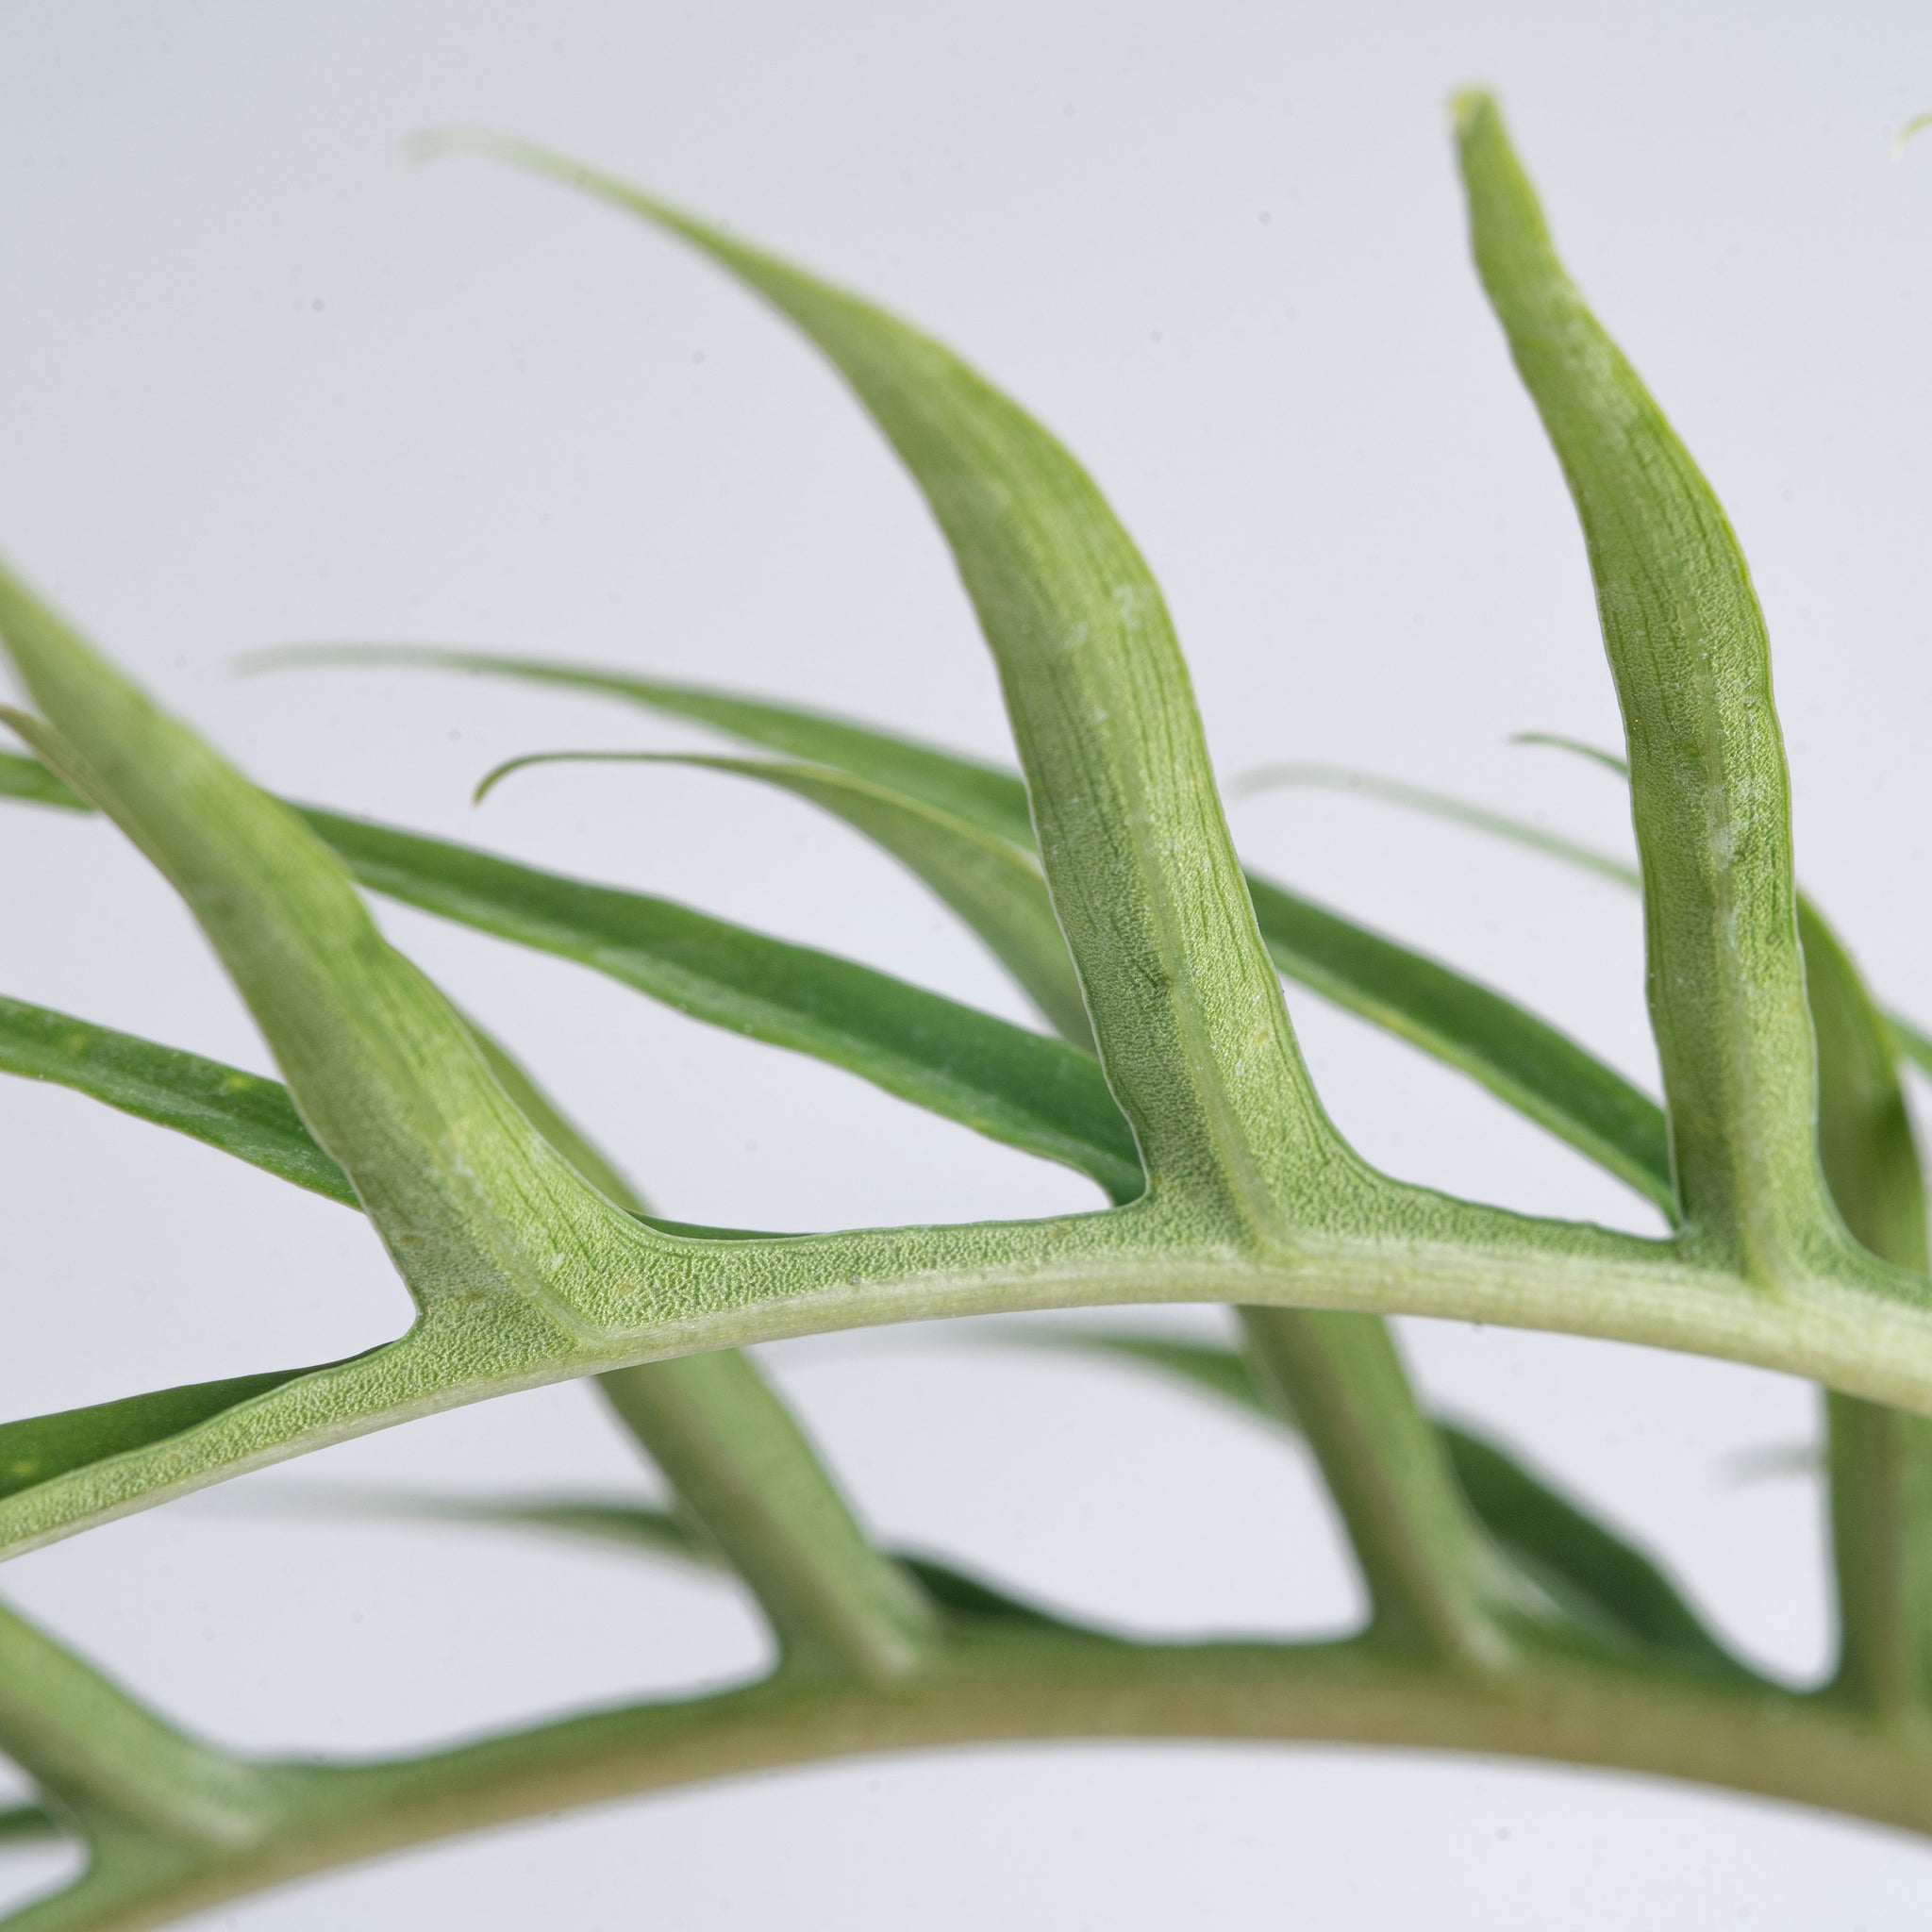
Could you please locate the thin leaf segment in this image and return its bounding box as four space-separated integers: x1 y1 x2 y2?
1241 1307 1526 1663
1456 94 1840 1279
298 804 1141 1202
0 575 675 1336
2 92 1932 1927
477 749 1094 1049
268 662 1677 1213
600 1356 939 1681
428 132 1363 1235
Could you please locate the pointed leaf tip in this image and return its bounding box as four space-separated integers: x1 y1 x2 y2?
1450 90 1498 139
1894 111 1932 158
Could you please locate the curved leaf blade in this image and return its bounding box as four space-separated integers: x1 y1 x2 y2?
441 134 1340 1224
0 985 929 1665
0 994 358 1207
0 989 789 1251
263 649 1680 1214
249 644 1038 850
0 569 724 1564
480 749 1092 1049
1804 905 1929 1276
1457 92 1829 1264
0 568 671 1335
1437 1427 1744 1674
297 805 1142 1204
1280 747 1932 1195
0 745 87 810
1234 758 1670 1210
1893 1013 1932 1086
0 1805 59 1850
8 684 1685 1222
1511 730 1630 777
0 819 1128 1245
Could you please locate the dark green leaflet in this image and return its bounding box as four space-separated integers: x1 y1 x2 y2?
446 152 1331 1208
297 806 1143 1204
1438 1429 1742 1674
0 992 903 1664
0 1807 58 1850
0 747 87 810
259 657 1676 1214
1243 875 1671 1216
1012 1325 1746 1674
1885 1013 1932 1085
0 567 671 1347
0 761 1141 1202
0 992 768 1239
0 1002 412 1533
477 749 1092 1049
1273 748 1932 1161
478 746 1672 1208
5 92 1932 1928
249 645 1039 850
0 994 358 1207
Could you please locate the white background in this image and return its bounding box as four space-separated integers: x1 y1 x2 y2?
1 1 1930 1924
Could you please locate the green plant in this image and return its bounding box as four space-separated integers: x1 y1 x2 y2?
0 86 1928 1926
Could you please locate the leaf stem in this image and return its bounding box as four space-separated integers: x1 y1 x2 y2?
17 1631 1932 1929
441 1023 942 1679
1457 92 1836 1277
1239 1310 1520 1663
600 1353 939 1681
0 1602 272 1852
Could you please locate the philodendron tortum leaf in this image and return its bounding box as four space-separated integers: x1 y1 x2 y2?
4 88 1932 1932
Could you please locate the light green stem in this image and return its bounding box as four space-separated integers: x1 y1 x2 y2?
1239 1309 1517 1663
0 1604 271 1851
15 1633 1932 1931
1456 93 1838 1279
600 1355 939 1681
468 1017 937 1681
